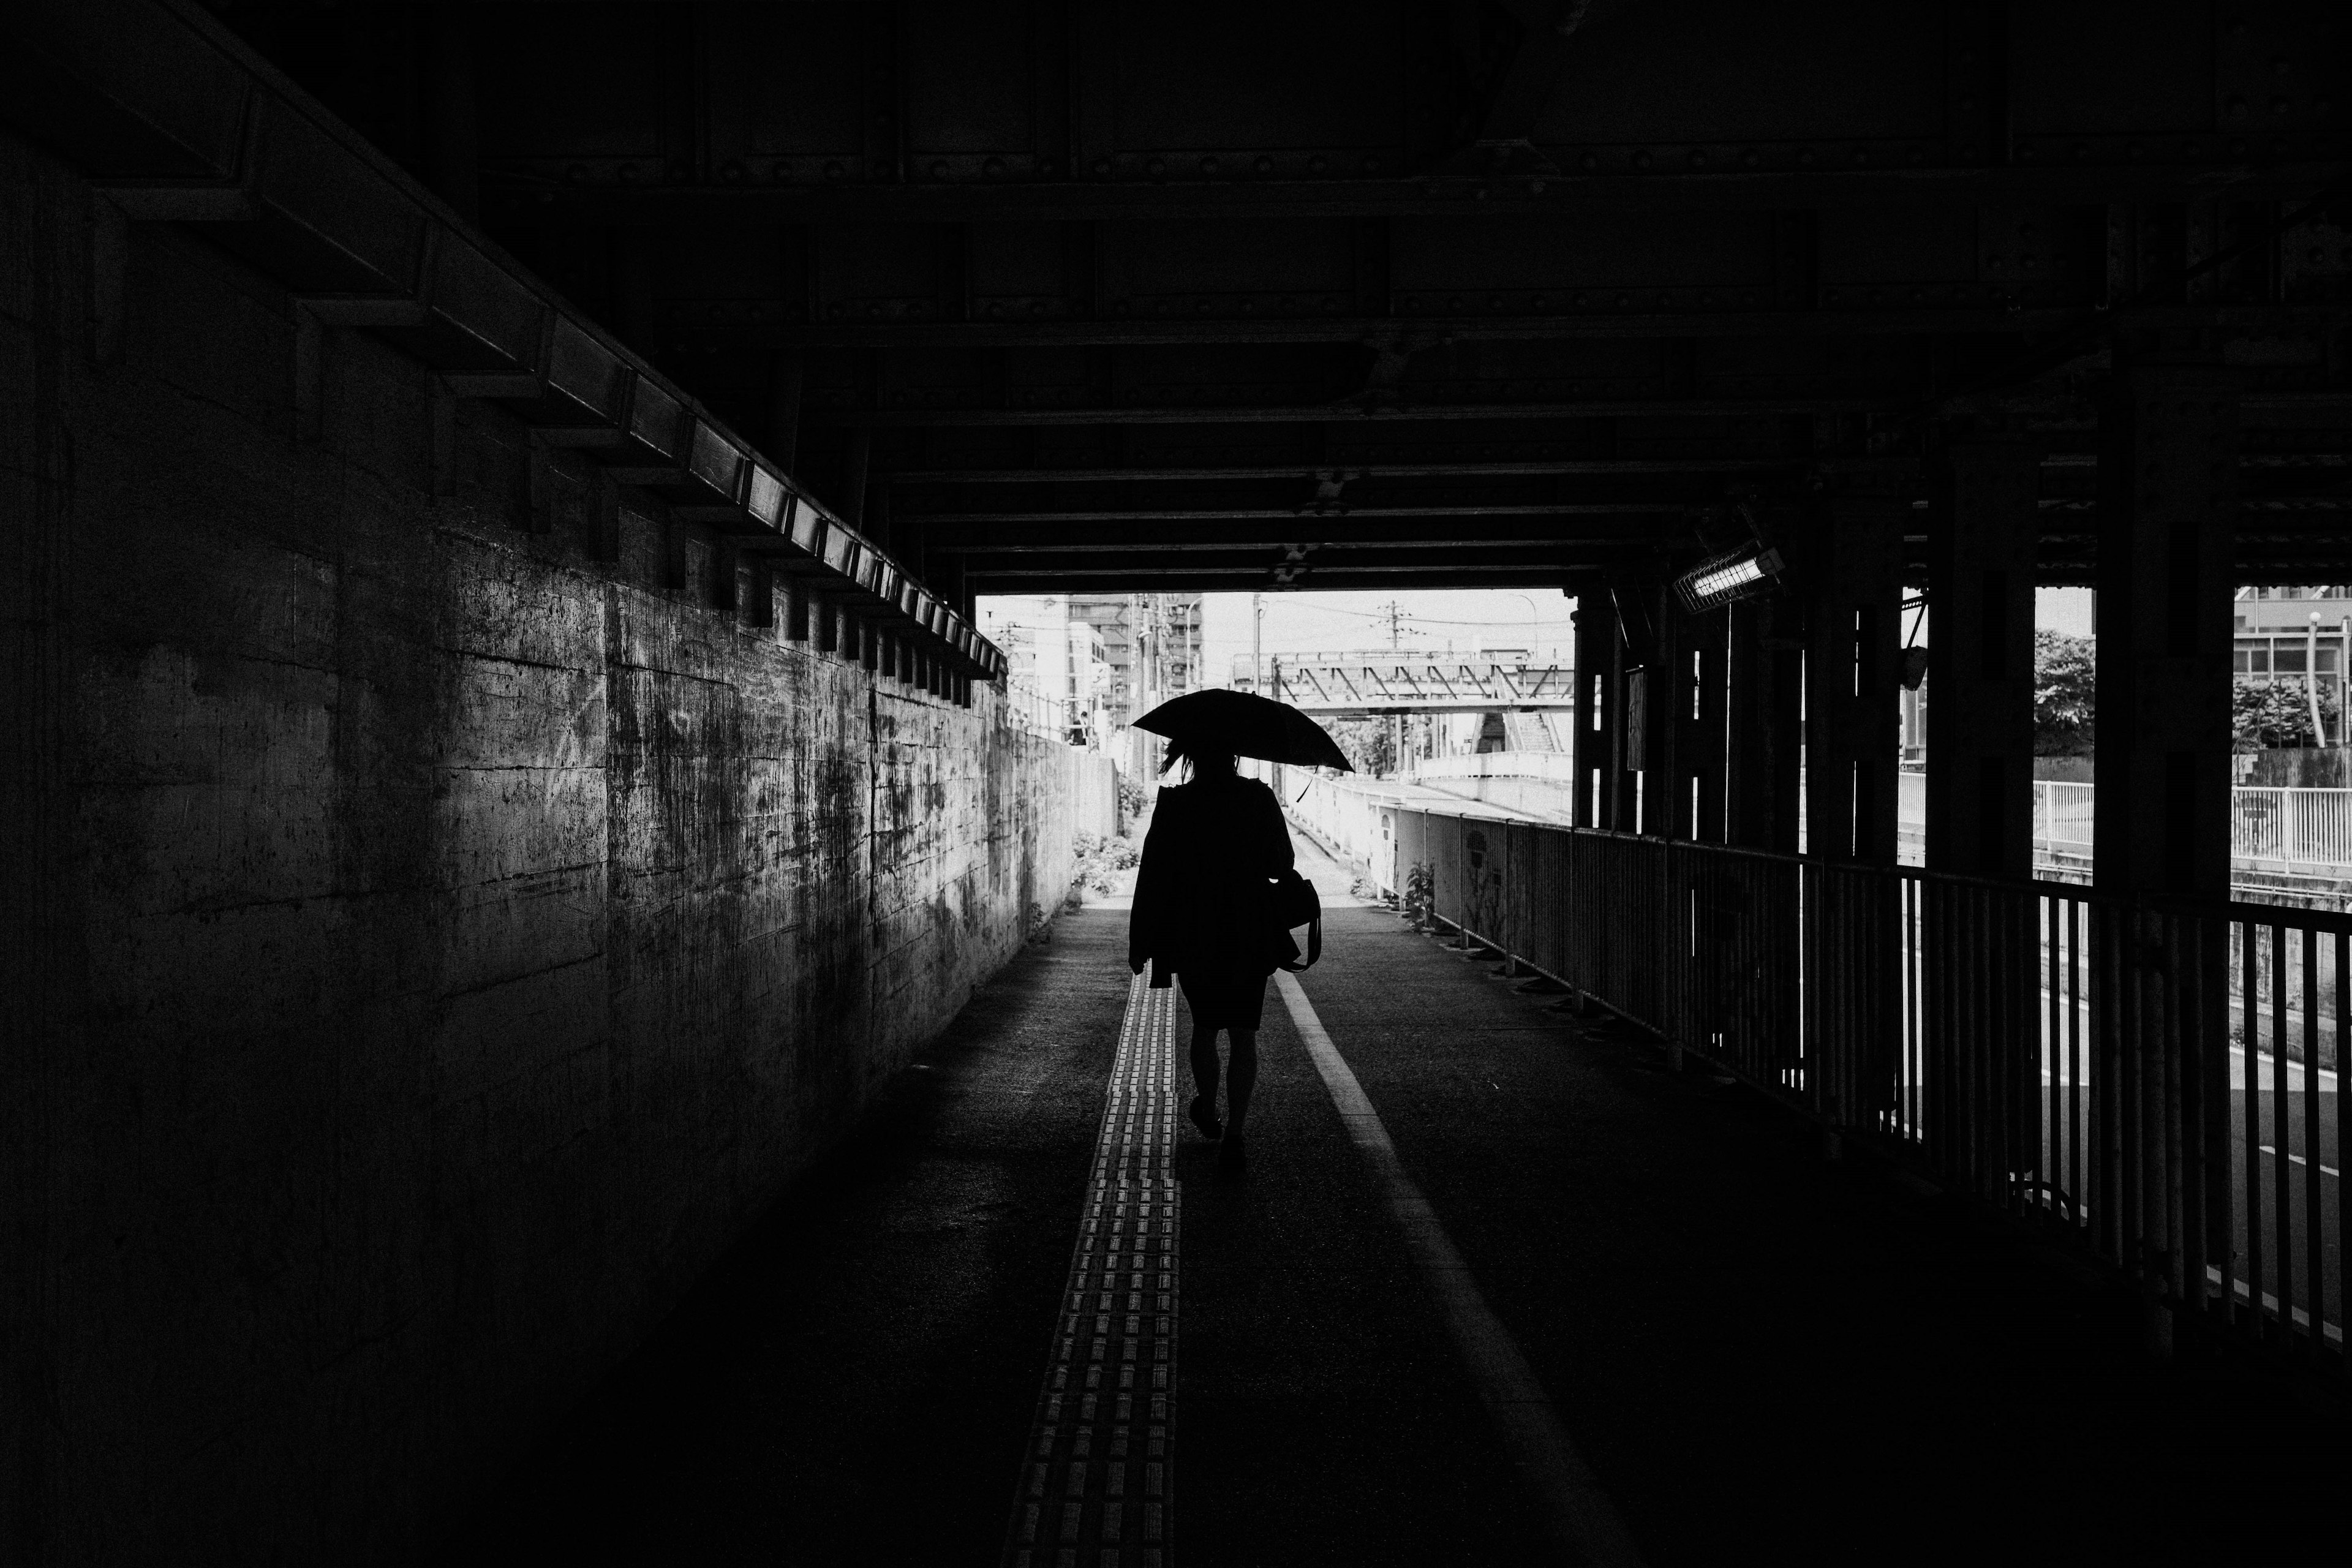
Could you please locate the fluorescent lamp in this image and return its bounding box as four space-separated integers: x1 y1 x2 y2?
1673 545 1784 614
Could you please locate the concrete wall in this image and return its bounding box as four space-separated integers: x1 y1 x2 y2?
1 133 1076 1565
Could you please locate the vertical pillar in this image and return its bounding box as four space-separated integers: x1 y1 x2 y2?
1801 494 1905 863
1791 491 1907 1147
1666 594 1729 842
1726 598 1803 852
2094 348 2237 899
1640 582 1683 838
1571 591 1615 829
1926 437 2041 878
1920 440 2038 1219
1605 585 1640 832
2093 333 2237 1340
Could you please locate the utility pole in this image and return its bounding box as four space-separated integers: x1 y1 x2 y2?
1381 598 1406 778
1127 591 1144 724
1251 592 1262 695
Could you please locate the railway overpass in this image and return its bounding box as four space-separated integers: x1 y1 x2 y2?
2 4 2348 1564
1272 658 1575 714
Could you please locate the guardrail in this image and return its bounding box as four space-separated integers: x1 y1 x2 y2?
1294 777 2345 1373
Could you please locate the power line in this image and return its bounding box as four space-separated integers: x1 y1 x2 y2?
1253 602 1578 629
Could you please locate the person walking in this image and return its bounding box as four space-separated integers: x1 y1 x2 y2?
1128 745 1298 1167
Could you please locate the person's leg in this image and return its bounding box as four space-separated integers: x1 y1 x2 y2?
1189 1021 1222 1102
1224 1028 1258 1135
1188 1020 1224 1137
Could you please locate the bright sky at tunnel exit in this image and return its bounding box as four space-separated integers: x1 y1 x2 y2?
981 584 2097 693
1200 586 2096 686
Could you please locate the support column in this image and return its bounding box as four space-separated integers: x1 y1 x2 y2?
1726 598 1802 853
1571 590 1615 829
2092 333 2237 1340
1670 595 1728 842
1639 582 1683 839
1920 440 2038 1219
1926 437 2041 878
2094 349 2237 900
1800 494 1905 864
1604 584 1640 832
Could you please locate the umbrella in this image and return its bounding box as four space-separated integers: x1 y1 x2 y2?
1133 688 1354 772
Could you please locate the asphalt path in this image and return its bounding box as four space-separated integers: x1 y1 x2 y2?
449 841 2346 1564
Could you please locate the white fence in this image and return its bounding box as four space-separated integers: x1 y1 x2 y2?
2022 781 2351 876
2231 787 2352 870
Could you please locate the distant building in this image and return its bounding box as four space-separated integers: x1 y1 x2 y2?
2236 587 2351 689
982 595 1115 743
1068 594 1204 728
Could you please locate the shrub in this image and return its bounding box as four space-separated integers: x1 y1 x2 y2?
1403 861 1436 927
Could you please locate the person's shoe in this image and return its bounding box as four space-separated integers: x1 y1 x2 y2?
1188 1095 1223 1141
1217 1131 1247 1168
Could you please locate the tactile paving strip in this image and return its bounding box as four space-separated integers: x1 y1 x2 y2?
1001 968 1179 1568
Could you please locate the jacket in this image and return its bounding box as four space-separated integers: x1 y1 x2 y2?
1127 774 1298 983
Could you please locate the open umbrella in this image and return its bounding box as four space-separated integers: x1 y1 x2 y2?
1134 688 1354 772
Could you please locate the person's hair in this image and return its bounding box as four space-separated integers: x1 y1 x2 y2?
1161 742 1237 780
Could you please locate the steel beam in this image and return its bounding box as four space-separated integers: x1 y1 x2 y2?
894 459 1801 483
809 396 1904 427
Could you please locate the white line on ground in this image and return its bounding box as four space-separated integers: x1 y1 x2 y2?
2256 1144 2342 1178
1274 969 1646 1568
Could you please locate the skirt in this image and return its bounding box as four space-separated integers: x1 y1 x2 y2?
1177 964 1270 1031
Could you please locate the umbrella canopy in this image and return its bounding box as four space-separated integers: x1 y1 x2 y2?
1133 688 1354 772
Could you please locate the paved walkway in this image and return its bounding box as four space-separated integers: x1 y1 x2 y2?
450 842 2345 1565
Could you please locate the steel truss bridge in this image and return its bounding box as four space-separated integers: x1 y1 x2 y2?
1270 661 1575 714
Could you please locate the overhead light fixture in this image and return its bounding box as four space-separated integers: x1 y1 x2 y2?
1673 543 1784 614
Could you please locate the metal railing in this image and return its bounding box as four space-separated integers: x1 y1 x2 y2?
1293 777 2345 1371
1408 751 1579 783
1003 681 1068 737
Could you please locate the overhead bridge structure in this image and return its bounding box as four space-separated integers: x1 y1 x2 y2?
1274 660 1576 714
4 3 2350 1565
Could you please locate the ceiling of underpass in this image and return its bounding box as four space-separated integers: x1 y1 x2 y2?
205 0 2352 594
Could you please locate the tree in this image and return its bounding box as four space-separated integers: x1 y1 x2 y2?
2233 679 2340 752
1327 715 1396 776
2032 630 2096 756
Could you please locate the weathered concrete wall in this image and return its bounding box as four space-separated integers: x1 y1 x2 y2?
0 132 1076 1565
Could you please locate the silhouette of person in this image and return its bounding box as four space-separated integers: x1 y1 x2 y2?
1128 744 1299 1166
